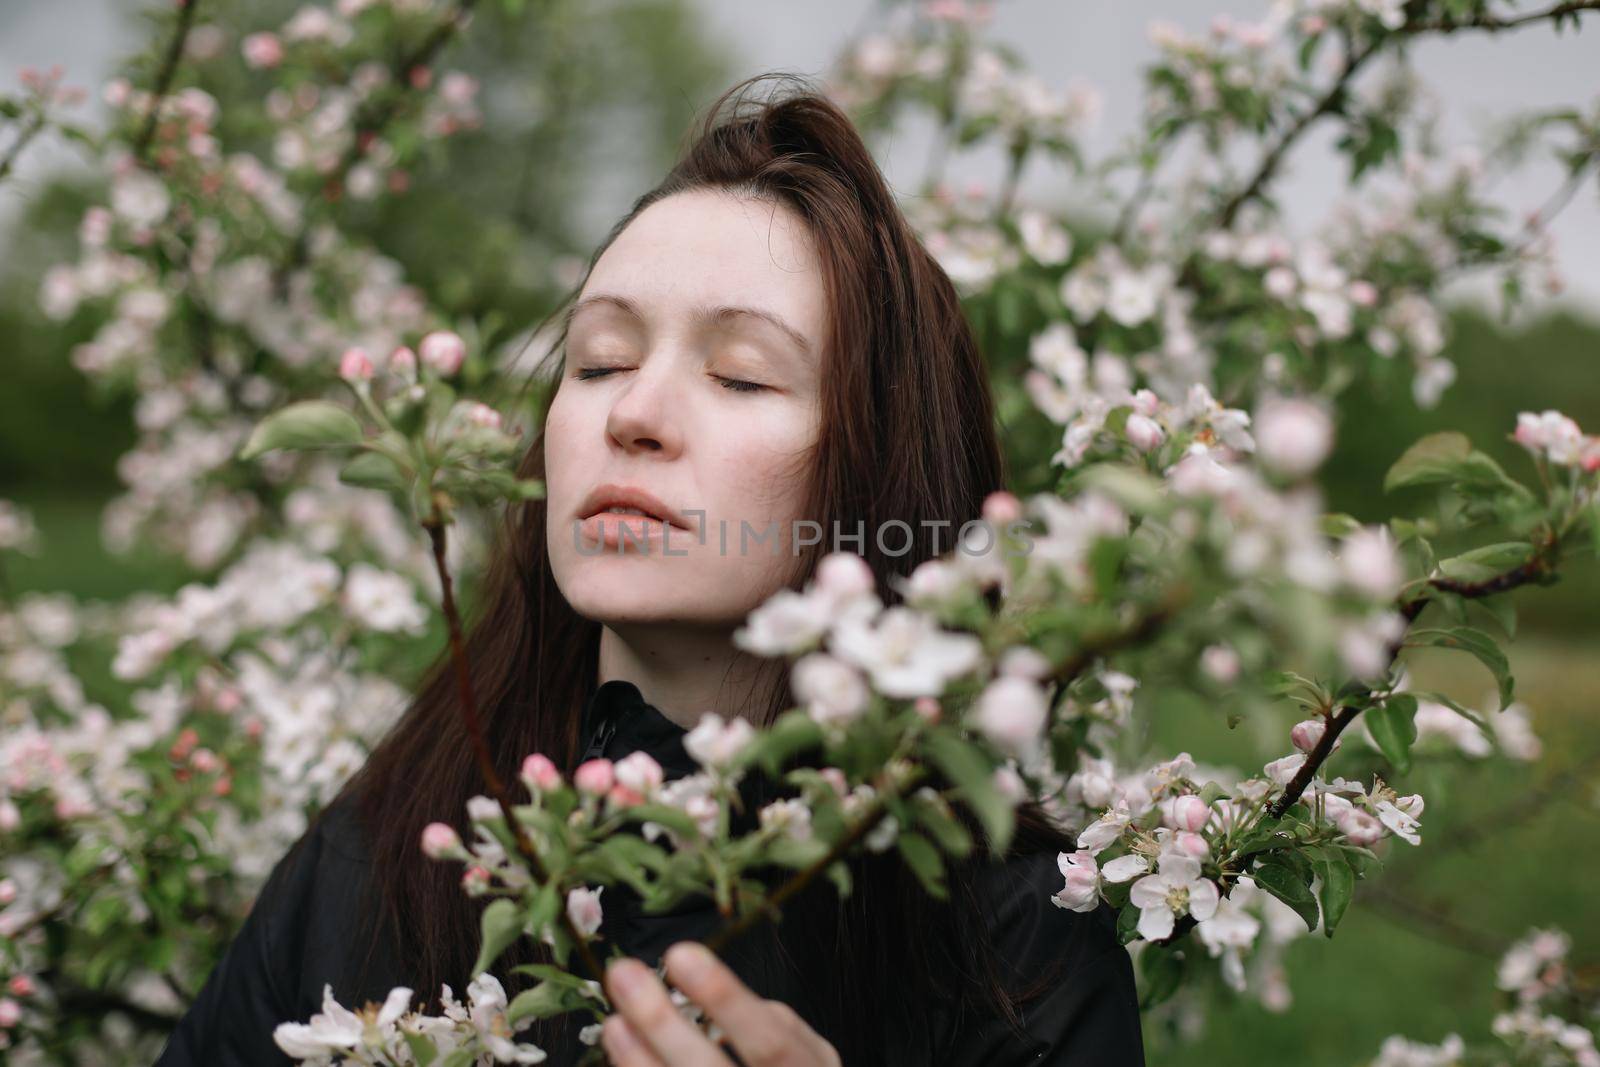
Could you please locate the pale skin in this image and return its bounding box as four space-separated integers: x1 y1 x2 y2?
543 188 840 1062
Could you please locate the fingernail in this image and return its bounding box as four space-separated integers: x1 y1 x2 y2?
666 942 714 983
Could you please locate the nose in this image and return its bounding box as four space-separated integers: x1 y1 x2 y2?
604 356 683 457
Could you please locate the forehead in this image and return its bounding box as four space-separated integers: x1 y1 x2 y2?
578 189 826 341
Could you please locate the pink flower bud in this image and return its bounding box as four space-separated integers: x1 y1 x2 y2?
338 346 374 382
981 491 1022 526
1348 280 1379 307
241 32 284 70
0 997 19 1028
566 885 604 937
520 753 561 793
388 345 416 375
993 764 1027 805
819 767 849 797
420 821 462 859
461 865 491 897
1169 794 1211 833
815 552 875 599
1124 413 1166 453
190 748 219 773
913 696 941 724
418 330 466 375
1173 830 1211 859
7 975 33 997
1290 718 1325 753
606 784 645 808
573 758 615 796
1199 644 1240 684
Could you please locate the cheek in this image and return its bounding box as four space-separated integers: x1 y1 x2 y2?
709 408 817 522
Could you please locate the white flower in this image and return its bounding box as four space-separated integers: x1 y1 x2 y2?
1127 850 1220 941
341 562 428 633
1254 397 1333 477
759 797 814 841
1101 854 1150 883
1105 267 1162 326
1052 849 1101 912
1018 210 1072 264
1340 526 1404 601
1075 804 1133 854
790 652 870 727
566 886 604 938
971 674 1049 756
1375 796 1423 845
733 588 835 656
272 983 365 1056
683 713 754 771
831 607 984 699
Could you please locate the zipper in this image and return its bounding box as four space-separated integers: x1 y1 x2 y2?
580 714 617 763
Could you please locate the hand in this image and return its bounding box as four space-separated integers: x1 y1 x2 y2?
600 941 842 1067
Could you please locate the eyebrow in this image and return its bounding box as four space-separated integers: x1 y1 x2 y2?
564 292 814 359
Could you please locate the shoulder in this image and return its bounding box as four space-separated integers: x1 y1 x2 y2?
952 848 1146 1066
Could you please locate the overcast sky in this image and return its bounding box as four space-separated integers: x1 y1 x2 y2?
4 1 1595 313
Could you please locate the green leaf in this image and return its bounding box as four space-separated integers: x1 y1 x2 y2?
896 831 948 900
239 400 362 460
1251 858 1319 933
1435 542 1534 583
910 793 974 858
1313 849 1356 938
1384 432 1471 493
1407 626 1515 707
472 898 523 978
404 1033 439 1066
1366 694 1418 774
1138 944 1184 1009
926 730 1014 855
506 982 569 1024
339 450 410 492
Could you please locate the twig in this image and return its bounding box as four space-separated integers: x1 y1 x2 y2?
420 509 608 987
1265 537 1559 819
1213 0 1600 230
133 0 201 164
1407 0 1600 33
0 114 47 184
276 0 479 287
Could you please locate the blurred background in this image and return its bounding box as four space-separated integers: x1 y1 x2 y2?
2 2 1596 1062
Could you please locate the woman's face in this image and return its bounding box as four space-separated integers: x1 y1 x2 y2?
545 188 827 630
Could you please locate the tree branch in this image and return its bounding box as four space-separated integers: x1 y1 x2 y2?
1213 0 1600 230
133 0 201 164
421 509 608 987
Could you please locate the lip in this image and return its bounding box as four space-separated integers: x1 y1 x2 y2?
577 483 691 531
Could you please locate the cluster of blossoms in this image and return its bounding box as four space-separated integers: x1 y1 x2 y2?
1367 926 1598 1067
273 974 553 1065
4 0 1596 1059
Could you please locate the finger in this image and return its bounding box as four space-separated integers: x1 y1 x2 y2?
605 956 735 1066
663 942 813 1066
602 1014 667 1067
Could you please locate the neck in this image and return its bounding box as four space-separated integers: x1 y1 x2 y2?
596 622 782 730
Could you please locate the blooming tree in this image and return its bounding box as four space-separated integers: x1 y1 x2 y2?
2 0 1598 1063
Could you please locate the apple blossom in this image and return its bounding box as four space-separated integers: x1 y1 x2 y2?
520 753 562 792
418 329 467 375
1127 850 1220 941
1052 849 1102 912
566 885 604 938
573 759 615 796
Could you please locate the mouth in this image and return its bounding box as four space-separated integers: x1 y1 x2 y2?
577 484 690 531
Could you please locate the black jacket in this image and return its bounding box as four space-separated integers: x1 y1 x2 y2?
154 680 1144 1065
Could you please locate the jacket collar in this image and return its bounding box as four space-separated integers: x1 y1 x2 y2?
578 679 699 781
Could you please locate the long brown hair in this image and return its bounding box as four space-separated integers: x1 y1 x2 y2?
328 72 1079 1062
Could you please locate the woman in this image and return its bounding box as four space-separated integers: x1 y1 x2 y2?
154 74 1144 1066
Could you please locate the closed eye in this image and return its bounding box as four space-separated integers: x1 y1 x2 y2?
712 374 767 394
